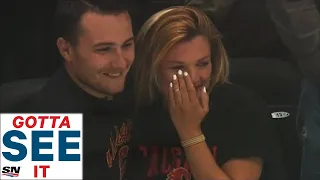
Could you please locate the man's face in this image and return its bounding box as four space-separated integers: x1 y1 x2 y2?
68 12 134 97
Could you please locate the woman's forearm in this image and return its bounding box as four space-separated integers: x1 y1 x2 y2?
184 141 231 180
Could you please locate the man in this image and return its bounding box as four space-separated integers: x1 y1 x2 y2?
29 0 135 179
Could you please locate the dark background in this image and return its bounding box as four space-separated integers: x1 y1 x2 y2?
3 0 314 85
1 1 319 180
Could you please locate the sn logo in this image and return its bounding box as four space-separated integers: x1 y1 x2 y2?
2 166 21 177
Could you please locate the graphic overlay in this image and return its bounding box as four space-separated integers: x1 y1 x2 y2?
0 114 83 179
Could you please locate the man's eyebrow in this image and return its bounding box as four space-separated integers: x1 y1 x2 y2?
168 55 210 64
93 36 134 47
123 36 135 44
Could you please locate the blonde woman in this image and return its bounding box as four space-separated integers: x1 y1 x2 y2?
128 6 273 180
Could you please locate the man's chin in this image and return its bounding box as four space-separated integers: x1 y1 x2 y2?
102 86 125 96
100 78 126 95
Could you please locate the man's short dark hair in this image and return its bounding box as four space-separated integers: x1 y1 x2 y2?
55 0 133 45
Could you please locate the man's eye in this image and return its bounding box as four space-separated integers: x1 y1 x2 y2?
123 43 133 48
96 47 112 52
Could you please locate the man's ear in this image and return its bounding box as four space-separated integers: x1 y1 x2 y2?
56 37 74 62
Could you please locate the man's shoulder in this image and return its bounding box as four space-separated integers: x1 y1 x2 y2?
27 90 60 112
27 69 79 112
23 90 59 113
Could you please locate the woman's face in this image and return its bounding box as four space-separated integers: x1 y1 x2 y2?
159 35 212 98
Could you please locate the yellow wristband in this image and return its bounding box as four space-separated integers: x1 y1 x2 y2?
181 134 205 148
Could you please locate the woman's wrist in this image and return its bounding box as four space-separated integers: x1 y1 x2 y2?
181 134 206 148
177 128 203 141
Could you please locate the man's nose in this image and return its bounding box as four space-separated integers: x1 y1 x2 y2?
111 48 126 69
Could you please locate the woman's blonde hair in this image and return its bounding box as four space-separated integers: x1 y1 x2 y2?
133 6 229 109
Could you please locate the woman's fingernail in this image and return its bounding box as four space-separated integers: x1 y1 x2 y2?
183 71 188 76
178 69 182 75
173 74 177 80
170 82 173 87
203 87 207 93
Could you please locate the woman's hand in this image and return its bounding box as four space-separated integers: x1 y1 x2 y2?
168 69 209 141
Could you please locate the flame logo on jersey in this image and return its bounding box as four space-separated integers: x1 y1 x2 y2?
166 167 191 180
